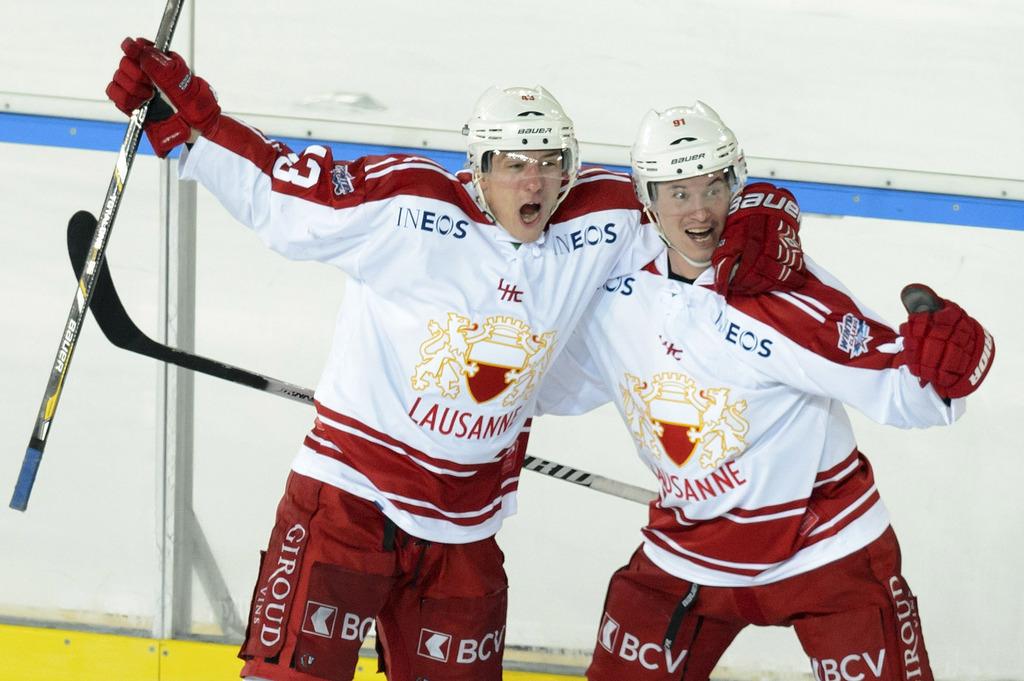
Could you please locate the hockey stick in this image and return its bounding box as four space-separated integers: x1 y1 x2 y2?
63 210 312 405
64 211 657 506
10 0 186 511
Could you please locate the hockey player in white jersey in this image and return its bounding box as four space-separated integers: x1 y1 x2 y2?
538 103 996 680
104 39 811 681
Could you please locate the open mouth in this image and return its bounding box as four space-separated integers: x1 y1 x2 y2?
684 226 715 243
519 203 543 225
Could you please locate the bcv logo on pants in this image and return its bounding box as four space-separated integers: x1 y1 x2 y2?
301 601 337 638
416 626 506 664
301 601 374 642
598 612 689 673
810 650 886 681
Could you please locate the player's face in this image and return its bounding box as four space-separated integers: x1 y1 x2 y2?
652 171 732 275
479 149 566 243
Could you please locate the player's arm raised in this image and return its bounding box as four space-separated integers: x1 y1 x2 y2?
107 37 378 267
105 37 198 158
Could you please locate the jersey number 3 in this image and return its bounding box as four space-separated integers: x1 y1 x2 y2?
272 145 327 189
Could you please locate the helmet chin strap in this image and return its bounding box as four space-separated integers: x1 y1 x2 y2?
471 171 497 224
646 208 712 269
677 249 712 269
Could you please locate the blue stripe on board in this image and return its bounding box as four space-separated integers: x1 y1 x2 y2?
2 111 1021 230
0 111 177 158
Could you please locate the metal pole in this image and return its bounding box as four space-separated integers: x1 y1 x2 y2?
155 1 197 640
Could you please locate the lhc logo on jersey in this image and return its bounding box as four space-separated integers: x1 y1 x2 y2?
412 313 555 405
621 372 749 469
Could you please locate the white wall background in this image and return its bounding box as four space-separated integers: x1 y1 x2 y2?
1 1 1022 680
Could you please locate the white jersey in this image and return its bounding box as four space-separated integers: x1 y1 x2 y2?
538 250 963 586
179 116 662 543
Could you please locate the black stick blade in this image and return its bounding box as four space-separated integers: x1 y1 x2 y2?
66 211 146 348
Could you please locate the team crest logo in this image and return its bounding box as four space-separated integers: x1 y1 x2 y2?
331 164 355 195
412 313 555 405
837 313 872 358
621 372 749 469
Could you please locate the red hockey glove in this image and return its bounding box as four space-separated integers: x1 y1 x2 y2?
106 47 154 115
126 37 221 136
712 182 806 296
142 105 193 158
105 38 191 157
899 284 995 399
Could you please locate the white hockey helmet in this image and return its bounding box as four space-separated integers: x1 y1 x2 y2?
463 85 581 218
630 101 747 211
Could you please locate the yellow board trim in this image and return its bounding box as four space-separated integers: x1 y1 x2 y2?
0 624 583 680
